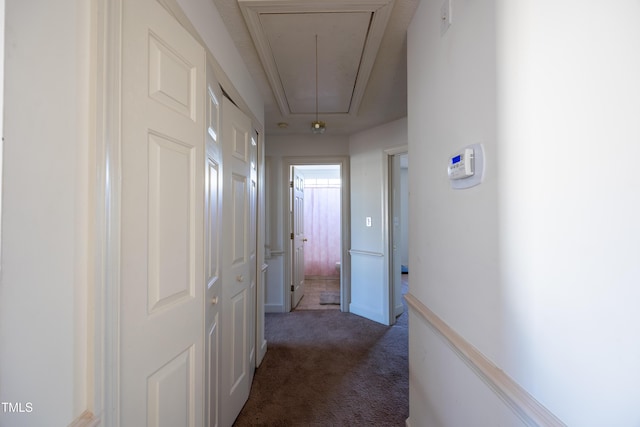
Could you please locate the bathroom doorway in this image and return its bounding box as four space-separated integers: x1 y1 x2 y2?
282 156 350 314
292 164 342 311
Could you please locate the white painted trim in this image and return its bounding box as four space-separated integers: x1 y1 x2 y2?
404 293 567 427
385 146 408 323
258 338 268 366
95 0 122 425
348 249 384 257
256 259 269 366
256 129 267 368
384 145 408 156
0 0 4 278
265 303 284 313
68 411 100 427
238 0 394 119
281 156 351 313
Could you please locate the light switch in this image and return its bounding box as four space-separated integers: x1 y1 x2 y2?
366 217 372 227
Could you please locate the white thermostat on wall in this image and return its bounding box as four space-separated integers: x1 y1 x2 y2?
448 148 474 180
448 144 485 189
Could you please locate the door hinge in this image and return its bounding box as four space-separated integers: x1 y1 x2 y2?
290 181 294 188
291 285 295 292
290 232 294 240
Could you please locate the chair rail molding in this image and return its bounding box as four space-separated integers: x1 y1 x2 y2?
405 293 567 427
349 249 384 257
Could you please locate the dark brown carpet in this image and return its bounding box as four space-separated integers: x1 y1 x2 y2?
233 300 408 426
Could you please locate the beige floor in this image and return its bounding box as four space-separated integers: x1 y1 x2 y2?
294 274 409 311
294 277 341 310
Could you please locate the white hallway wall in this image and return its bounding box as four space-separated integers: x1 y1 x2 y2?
407 0 640 426
349 117 407 325
264 134 349 312
264 119 407 316
0 1 92 425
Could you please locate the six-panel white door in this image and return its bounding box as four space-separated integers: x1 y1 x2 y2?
220 96 257 426
291 167 306 309
120 0 206 425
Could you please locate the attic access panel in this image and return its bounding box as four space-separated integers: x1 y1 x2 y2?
260 12 370 115
239 0 394 118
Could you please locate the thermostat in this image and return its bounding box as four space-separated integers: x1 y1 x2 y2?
448 144 485 190
448 148 474 180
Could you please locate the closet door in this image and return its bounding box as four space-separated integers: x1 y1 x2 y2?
120 0 206 424
220 96 256 426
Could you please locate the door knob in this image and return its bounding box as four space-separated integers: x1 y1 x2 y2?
302 238 308 242
211 297 218 305
236 275 244 282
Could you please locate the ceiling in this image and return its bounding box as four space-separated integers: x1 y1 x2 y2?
212 0 420 136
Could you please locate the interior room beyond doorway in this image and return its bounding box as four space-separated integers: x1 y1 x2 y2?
293 164 341 311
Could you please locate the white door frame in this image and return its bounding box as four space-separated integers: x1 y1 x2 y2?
94 0 123 424
383 145 408 324
0 0 5 272
281 156 351 313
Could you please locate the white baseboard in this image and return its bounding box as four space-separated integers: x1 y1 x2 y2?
257 339 267 367
265 303 284 313
404 293 566 427
68 411 100 427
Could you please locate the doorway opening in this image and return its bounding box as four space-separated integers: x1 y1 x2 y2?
387 149 409 322
282 156 350 314
293 164 342 311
